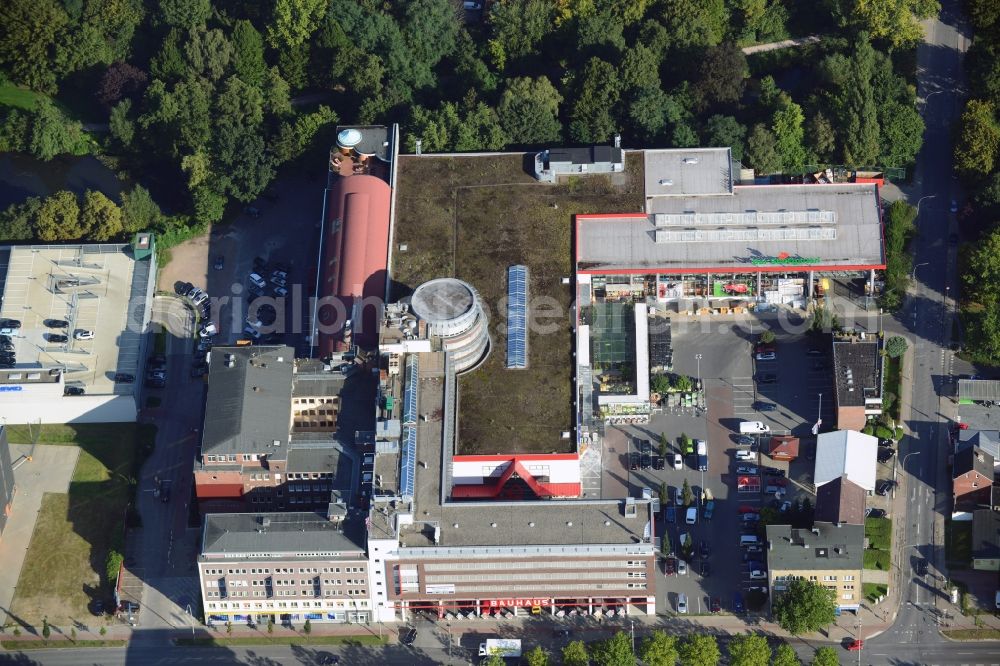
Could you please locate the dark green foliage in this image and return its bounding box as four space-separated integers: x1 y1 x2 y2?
231 20 267 87
497 77 562 145
158 0 211 29
773 579 837 634
0 0 69 93
693 43 748 110
569 58 621 143
0 197 41 241
591 631 633 666
746 123 780 174
703 115 747 160
884 336 908 358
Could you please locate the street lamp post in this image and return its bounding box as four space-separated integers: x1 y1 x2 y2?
893 451 922 499
911 262 929 281
630 619 635 655
695 354 703 389
914 194 937 216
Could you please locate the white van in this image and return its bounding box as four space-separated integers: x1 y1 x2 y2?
685 507 697 525
735 450 755 461
248 272 267 289
739 421 770 434
740 535 759 547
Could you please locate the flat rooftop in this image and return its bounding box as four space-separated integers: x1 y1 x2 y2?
201 511 365 557
578 184 883 273
371 352 651 550
832 341 881 407
765 522 864 571
643 147 734 198
0 244 150 395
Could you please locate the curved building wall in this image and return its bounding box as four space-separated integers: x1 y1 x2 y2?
410 278 491 373
319 175 391 356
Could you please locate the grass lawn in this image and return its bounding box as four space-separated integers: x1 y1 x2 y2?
393 153 644 454
863 583 888 603
6 424 155 627
176 634 386 647
864 517 892 570
0 82 50 112
946 520 973 568
942 628 1000 640
0 640 127 650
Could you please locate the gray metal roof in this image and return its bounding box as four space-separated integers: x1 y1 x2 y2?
832 341 881 407
957 430 1000 463
959 379 1000 402
201 346 295 457
644 147 734 198
201 512 365 556
765 522 864 571
578 184 883 272
285 444 355 486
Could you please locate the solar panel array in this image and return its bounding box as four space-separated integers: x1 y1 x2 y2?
507 265 528 368
400 355 419 499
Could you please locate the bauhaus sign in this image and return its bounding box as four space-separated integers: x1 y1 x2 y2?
484 598 549 608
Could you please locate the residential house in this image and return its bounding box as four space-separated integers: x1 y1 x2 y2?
814 430 877 493
952 447 995 519
814 475 866 525
832 341 883 431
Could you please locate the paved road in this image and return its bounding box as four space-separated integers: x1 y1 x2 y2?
867 0 983 658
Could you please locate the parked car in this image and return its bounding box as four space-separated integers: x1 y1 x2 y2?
400 628 417 645
74 329 94 340
736 435 754 446
755 351 776 361
273 286 288 297
676 593 688 614
950 198 958 213
114 373 135 383
876 480 895 496
917 560 928 576
640 439 651 454
701 561 710 577
877 447 895 463
641 453 651 469
677 560 688 576
755 372 777 383
742 513 761 522
674 487 684 506
652 455 665 470
735 450 755 461
710 597 721 613
629 452 640 470
865 508 886 519
732 593 744 613
64 385 85 396
664 557 676 576
46 319 69 328
763 466 786 477
665 506 676 524
0 319 21 329
806 347 825 356
736 465 758 475
672 453 683 470
47 333 68 343
213 255 225 270
270 274 287 288
699 540 710 559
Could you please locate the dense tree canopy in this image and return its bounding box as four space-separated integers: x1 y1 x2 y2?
773 579 838 634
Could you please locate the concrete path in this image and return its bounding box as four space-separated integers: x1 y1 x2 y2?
0 444 80 623
742 35 821 55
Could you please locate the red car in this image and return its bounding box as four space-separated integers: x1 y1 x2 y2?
710 597 721 613
738 505 758 514
846 639 864 651
664 557 676 576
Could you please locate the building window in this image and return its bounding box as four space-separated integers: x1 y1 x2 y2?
844 575 855 581
842 593 853 600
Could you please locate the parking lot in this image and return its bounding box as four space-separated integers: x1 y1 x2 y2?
615 311 849 616
157 171 327 364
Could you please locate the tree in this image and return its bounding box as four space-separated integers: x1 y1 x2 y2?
120 185 164 233
682 478 693 506
96 62 148 108
955 99 1000 178
158 0 211 29
651 374 672 394
678 634 720 666
302 618 311 634
879 101 924 167
760 330 776 343
704 115 747 160
0 0 69 93
268 0 329 49
151 28 186 81
658 432 669 457
42 618 51 640
964 227 1000 304
488 0 554 64
99 625 106 636
884 336 908 358
773 642 801 666
694 43 748 109
568 58 621 143
772 579 837 634
842 38 880 167
772 99 807 170
807 112 837 163
0 109 30 153
185 27 234 82
659 0 729 49
562 640 590 666
497 77 563 145
850 0 939 48
674 374 693 392
620 44 662 93
592 630 633 666
745 123 780 174
191 184 226 224
482 655 505 666
728 633 772 666
231 20 267 87
639 630 678 666
104 548 124 586
29 99 83 161
659 481 668 506
262 67 293 118
273 105 338 164
267 617 274 633
35 190 84 241
109 99 135 148
0 196 40 241
629 87 672 142
811 646 840 666
81 190 124 241
525 645 549 666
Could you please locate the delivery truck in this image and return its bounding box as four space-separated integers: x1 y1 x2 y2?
738 421 770 434
479 638 522 658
